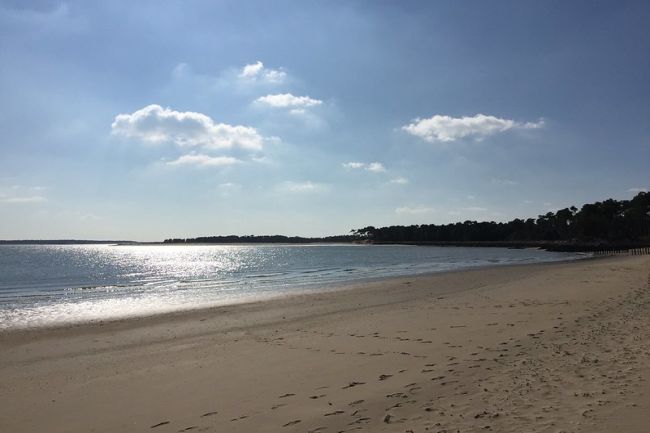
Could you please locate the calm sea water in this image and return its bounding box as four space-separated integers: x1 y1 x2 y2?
0 244 583 329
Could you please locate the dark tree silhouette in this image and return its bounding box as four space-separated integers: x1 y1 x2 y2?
351 192 650 249
163 192 650 251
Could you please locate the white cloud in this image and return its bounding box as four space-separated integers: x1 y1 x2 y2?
628 187 648 193
263 69 287 83
238 61 287 83
240 61 264 78
342 161 386 172
402 114 544 143
389 177 409 185
256 93 322 108
166 154 240 167
462 206 488 212
367 162 386 173
112 104 264 150
396 206 435 215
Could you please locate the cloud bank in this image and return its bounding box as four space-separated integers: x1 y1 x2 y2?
112 104 263 150
402 114 544 142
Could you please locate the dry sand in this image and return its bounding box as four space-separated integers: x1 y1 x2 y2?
1 255 649 433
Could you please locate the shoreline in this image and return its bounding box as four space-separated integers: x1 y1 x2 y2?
0 254 592 337
3 239 649 254
1 255 649 432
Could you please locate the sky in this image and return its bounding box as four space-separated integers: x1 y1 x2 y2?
1 0 649 241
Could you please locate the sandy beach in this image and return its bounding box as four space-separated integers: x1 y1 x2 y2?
1 255 649 433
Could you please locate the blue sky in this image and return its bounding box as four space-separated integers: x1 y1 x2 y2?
1 1 648 240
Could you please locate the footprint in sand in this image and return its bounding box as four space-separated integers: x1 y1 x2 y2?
349 417 372 425
279 393 296 398
324 410 345 416
200 411 218 418
283 420 301 427
342 381 365 389
151 421 170 428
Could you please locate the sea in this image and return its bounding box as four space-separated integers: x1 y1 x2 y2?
0 244 585 330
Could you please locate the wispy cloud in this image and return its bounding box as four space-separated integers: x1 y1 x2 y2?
217 182 242 197
389 177 409 185
402 114 544 143
0 3 86 33
342 161 386 173
256 93 322 108
491 178 519 186
280 181 325 193
1 195 47 204
166 154 240 167
628 187 648 193
112 104 264 150
0 185 47 205
367 162 386 173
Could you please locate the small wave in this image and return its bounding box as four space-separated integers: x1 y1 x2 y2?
300 268 339 274
243 272 287 279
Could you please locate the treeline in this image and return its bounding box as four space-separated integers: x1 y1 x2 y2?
163 234 356 244
164 192 650 249
354 192 650 246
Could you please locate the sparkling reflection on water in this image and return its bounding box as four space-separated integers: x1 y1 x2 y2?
0 244 584 329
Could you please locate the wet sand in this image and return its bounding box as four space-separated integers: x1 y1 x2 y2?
1 255 649 432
